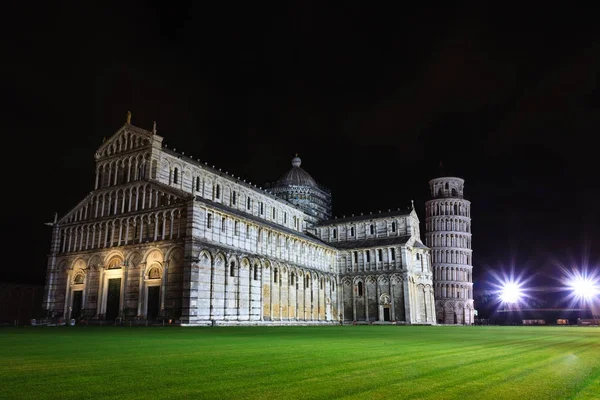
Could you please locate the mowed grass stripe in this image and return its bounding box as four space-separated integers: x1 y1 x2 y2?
0 326 599 400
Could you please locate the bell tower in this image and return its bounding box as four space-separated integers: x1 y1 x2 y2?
425 175 474 324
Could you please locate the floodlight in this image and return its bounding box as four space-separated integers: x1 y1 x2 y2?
500 282 522 304
568 277 599 301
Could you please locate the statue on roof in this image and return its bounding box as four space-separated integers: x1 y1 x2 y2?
126 111 132 124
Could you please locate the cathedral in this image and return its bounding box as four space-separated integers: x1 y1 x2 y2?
43 115 473 326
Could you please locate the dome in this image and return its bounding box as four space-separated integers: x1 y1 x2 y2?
276 155 317 187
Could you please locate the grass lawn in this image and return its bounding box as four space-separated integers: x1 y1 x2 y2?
0 325 598 399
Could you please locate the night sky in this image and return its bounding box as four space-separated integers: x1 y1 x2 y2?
4 3 599 304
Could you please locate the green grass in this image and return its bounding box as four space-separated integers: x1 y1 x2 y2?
0 326 599 399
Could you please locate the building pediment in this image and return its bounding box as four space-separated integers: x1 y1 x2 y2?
57 179 193 225
95 124 163 161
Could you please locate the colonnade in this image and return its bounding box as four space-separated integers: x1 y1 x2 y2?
58 208 185 253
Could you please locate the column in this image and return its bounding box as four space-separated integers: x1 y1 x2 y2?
352 281 356 321
139 218 144 243
137 264 144 316
390 279 395 321
364 281 368 322
375 280 380 321
160 261 169 315
169 213 175 239
124 221 130 245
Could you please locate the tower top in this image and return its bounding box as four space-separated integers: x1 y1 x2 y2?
428 176 466 199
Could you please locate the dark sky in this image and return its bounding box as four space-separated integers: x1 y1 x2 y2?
3 3 599 300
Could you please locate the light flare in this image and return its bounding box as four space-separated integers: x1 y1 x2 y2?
567 274 599 301
500 282 523 304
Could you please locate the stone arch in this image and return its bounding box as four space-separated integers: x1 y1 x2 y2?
126 251 143 269
198 249 212 267
165 246 184 264
261 259 271 270
214 252 226 267
104 250 124 267
145 263 163 279
71 269 86 284
143 248 164 265
88 255 102 270
379 293 391 305
71 257 87 271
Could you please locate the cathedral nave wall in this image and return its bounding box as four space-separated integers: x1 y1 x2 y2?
314 215 409 242
182 244 338 326
157 150 306 232
190 201 337 275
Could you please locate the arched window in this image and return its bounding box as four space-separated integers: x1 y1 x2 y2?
173 168 179 184
274 268 278 283
350 227 355 236
445 183 449 190
369 224 374 235
196 177 200 192
234 221 239 236
290 273 295 285
332 228 337 239
416 253 420 260
247 197 251 210
452 188 457 196
305 275 310 288
391 222 396 232
377 249 382 262
207 213 212 229
215 184 221 199
230 261 235 277
253 265 258 280
357 281 363 296
221 217 226 232
232 191 237 205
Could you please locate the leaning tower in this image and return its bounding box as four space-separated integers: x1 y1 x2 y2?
425 176 474 324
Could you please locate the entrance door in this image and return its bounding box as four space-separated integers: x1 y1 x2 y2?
383 307 390 322
105 278 121 320
71 290 83 320
147 286 160 319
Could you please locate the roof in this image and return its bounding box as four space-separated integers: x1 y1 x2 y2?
194 196 336 250
316 209 412 226
275 156 318 188
160 147 307 214
329 235 413 250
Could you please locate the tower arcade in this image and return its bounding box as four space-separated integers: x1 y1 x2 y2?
425 177 474 324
